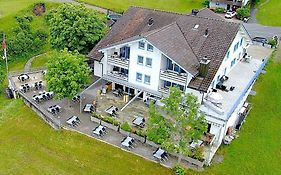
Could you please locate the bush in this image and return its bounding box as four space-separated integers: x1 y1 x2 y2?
215 7 225 13
173 165 186 175
121 122 132 132
236 7 250 19
188 146 205 161
202 0 209 7
268 38 278 47
104 116 121 126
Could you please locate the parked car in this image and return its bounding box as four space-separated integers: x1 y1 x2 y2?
225 11 236 19
252 37 268 44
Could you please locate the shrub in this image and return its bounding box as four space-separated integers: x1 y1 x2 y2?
104 116 120 126
268 38 278 48
188 146 205 161
173 165 186 175
202 0 209 7
121 122 132 132
215 7 225 13
236 7 250 19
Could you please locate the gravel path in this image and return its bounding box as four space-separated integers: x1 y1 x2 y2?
47 0 109 13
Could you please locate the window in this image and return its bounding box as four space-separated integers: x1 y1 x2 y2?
147 44 153 52
226 51 230 59
144 75 151 84
138 41 145 50
137 55 144 65
136 73 142 82
120 46 130 59
146 58 152 67
231 58 236 67
240 38 243 46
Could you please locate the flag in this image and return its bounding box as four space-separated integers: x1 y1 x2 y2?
2 37 6 49
2 37 7 60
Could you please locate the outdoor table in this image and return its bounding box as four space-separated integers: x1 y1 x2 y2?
83 104 94 113
105 106 118 115
18 74 29 82
153 148 167 160
66 116 80 126
132 116 145 127
189 140 203 149
121 136 134 148
93 125 106 136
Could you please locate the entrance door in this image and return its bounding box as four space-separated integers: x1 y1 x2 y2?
227 4 231 11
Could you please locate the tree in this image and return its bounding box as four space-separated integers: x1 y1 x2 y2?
161 87 208 163
46 49 90 100
46 4 107 54
236 7 250 19
146 102 171 144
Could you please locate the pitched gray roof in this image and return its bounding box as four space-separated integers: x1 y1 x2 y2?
88 7 241 92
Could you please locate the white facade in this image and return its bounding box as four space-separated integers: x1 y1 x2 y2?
209 0 250 11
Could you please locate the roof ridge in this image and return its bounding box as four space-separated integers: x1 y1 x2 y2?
143 22 176 37
175 21 200 62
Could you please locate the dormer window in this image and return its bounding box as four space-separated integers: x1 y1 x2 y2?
138 41 145 50
147 44 153 52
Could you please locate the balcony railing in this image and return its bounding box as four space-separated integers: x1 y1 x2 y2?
107 71 128 82
107 55 129 68
160 70 187 85
158 87 169 94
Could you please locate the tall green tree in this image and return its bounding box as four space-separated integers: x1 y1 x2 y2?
46 49 90 100
147 86 208 162
46 4 107 54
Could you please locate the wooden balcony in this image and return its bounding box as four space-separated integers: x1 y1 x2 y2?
107 55 129 68
159 70 187 85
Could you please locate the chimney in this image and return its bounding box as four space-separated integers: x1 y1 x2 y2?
192 9 199 16
204 28 209 37
199 57 210 77
148 18 154 26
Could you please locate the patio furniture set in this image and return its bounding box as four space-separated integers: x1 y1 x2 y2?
66 116 81 127
47 105 61 115
32 91 54 103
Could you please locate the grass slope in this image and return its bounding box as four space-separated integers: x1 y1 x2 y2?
256 0 281 26
77 0 204 13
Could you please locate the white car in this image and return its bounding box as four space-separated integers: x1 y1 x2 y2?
225 11 236 19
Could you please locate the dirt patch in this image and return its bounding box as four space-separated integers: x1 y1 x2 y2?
273 45 281 62
33 3 46 16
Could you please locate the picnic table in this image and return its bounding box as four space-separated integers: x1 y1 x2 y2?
47 105 61 115
66 116 81 127
121 136 135 148
83 104 95 113
105 105 118 116
153 148 168 161
20 84 30 92
93 125 106 136
132 116 145 127
18 74 29 82
189 140 203 149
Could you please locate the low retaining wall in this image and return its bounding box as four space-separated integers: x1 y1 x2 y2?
19 92 61 130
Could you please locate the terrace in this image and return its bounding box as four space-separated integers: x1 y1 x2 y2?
200 45 273 122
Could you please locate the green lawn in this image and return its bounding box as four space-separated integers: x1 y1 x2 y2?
256 0 281 26
77 0 204 13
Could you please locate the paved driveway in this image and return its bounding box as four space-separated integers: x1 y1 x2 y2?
244 23 281 39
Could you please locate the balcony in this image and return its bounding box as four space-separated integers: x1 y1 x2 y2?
107 71 128 82
158 87 169 95
107 55 129 69
160 70 187 85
